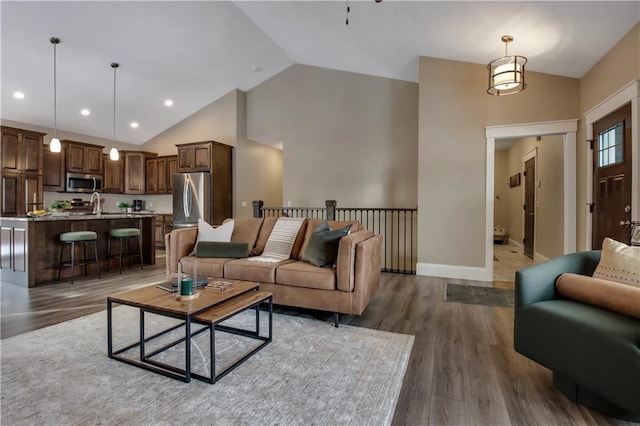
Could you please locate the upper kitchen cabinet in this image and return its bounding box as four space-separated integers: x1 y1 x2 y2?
146 155 177 194
103 154 123 193
42 144 66 192
1 126 45 174
167 156 177 193
103 151 157 194
176 142 212 172
124 151 155 195
64 140 104 174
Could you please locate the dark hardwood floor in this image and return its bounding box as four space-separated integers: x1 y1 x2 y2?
0 253 631 425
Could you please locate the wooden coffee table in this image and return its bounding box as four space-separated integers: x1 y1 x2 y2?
107 279 272 383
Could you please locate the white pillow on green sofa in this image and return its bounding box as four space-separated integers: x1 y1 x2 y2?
592 237 640 288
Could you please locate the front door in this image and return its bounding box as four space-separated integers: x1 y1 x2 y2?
523 156 536 259
592 103 632 249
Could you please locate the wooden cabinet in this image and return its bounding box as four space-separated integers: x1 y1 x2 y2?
1 172 42 216
64 140 104 174
176 142 212 172
124 151 150 194
146 155 176 194
1 127 45 216
103 155 124 193
102 151 154 195
167 156 177 193
154 214 173 248
2 126 44 174
42 145 65 191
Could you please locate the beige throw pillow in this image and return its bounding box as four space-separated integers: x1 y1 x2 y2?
592 237 640 288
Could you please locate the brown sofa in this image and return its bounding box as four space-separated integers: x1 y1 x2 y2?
165 217 383 326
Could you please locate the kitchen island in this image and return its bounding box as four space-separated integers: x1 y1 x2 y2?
1 214 156 287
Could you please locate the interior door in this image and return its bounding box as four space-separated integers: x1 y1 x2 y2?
523 156 536 259
592 103 632 249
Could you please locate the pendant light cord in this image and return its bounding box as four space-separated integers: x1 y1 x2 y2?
50 37 60 140
111 62 119 149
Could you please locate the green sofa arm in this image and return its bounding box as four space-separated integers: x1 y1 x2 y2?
515 250 601 308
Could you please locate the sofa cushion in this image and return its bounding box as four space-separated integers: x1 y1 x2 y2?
224 258 294 283
556 273 640 319
252 217 308 258
593 238 640 287
196 241 249 258
249 217 306 262
180 255 226 279
276 261 336 291
225 217 263 253
301 221 352 267
299 219 361 260
252 217 278 255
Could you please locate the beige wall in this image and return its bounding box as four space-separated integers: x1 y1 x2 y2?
418 58 488 268
141 89 283 218
577 23 640 250
494 149 510 230
417 56 579 270
142 89 240 154
246 64 419 208
234 139 283 218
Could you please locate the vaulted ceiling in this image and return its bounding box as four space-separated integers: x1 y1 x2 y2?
2 1 638 145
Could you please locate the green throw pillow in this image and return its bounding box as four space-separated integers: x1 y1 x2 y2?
302 221 352 268
196 241 249 258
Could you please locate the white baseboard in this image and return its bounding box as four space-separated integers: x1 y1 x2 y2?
416 262 492 281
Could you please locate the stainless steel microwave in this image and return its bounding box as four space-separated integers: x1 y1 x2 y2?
66 173 103 193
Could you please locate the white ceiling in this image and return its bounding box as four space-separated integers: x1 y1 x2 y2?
2 1 638 146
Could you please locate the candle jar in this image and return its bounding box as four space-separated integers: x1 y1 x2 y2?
177 260 198 300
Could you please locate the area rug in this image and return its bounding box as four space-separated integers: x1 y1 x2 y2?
1 306 413 425
445 283 514 308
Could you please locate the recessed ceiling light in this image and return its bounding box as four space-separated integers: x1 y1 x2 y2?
250 65 262 72
81 109 91 116
130 122 139 128
164 99 173 107
13 91 25 99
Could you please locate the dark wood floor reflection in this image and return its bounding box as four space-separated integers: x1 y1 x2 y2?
0 254 631 425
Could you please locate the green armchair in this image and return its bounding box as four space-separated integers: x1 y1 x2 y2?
514 250 640 421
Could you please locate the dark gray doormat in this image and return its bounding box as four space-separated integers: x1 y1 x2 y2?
445 283 514 308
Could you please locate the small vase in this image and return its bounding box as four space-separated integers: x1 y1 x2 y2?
127 207 133 213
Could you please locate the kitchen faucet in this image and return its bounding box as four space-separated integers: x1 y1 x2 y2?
90 191 101 216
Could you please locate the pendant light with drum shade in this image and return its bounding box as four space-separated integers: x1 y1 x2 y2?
49 37 61 153
487 35 527 96
109 62 119 161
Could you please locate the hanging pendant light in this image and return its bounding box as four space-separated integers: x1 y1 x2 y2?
487 35 527 96
109 62 120 161
49 37 61 153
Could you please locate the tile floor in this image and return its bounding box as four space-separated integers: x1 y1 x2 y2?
493 242 536 282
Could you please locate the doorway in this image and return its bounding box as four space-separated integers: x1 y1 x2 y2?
591 103 632 249
485 120 578 282
523 151 536 258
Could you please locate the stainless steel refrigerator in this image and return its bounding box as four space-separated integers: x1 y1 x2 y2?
172 172 211 229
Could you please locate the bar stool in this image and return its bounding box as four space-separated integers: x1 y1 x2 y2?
107 228 144 273
57 231 100 284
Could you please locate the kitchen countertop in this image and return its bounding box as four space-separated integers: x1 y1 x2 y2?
4 213 159 222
